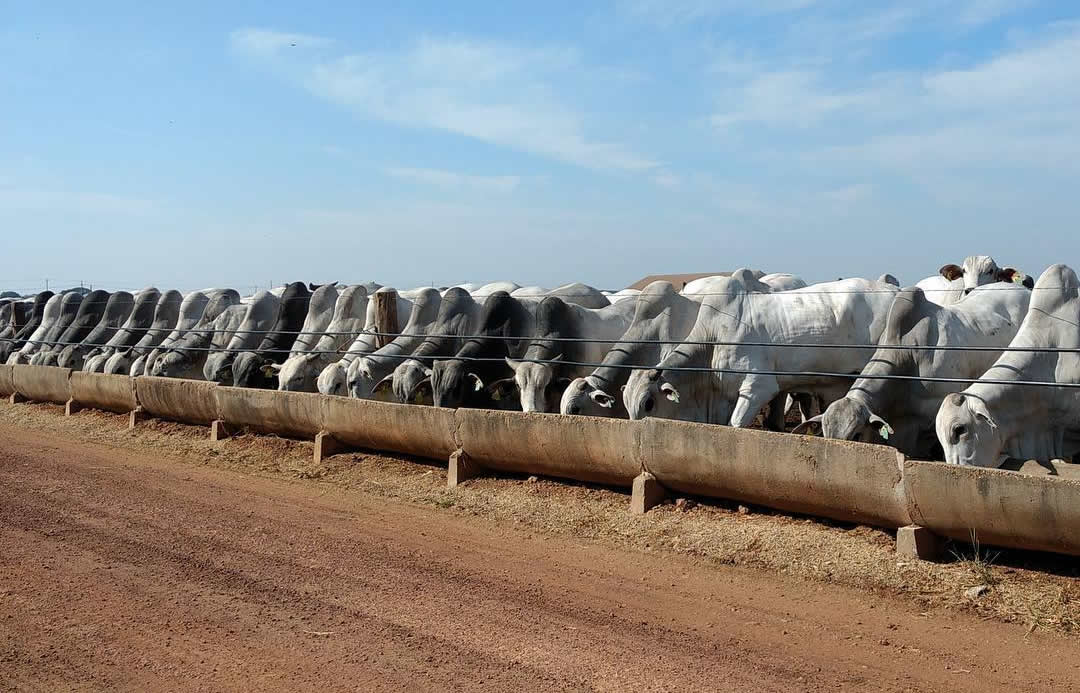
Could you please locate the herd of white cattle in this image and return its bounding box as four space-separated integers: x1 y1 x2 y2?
3 256 1078 470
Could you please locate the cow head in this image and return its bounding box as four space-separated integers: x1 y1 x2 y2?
391 359 433 404
102 349 133 375
204 352 235 384
491 356 570 413
939 256 1031 296
794 396 893 443
559 377 619 417
232 351 276 389
151 349 192 379
935 392 1004 467
430 359 484 409
317 360 350 397
623 368 685 421
348 358 387 400
55 345 86 370
275 355 322 393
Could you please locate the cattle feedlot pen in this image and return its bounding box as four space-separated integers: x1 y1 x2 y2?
13 337 1080 390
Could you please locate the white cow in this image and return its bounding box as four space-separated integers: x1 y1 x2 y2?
274 285 368 392
759 273 807 292
797 282 1031 458
917 255 1032 305
623 276 900 426
936 264 1080 467
203 290 280 383
151 304 248 380
487 296 637 413
316 288 418 397
83 287 163 373
560 276 741 419
148 291 242 378
102 290 184 375
7 294 64 364
347 288 444 400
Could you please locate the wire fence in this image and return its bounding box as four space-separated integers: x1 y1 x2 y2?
4 329 1080 390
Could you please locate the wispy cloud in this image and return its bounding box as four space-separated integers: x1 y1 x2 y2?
711 21 1080 174
386 166 521 193
229 28 330 58
230 30 657 172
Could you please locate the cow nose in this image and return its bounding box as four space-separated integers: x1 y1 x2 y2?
568 404 580 415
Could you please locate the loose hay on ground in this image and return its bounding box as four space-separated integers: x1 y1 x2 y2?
2 401 1077 636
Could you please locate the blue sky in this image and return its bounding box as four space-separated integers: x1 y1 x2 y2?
2 1 1078 294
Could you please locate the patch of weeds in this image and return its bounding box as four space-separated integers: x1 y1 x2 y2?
434 497 456 509
951 529 1001 587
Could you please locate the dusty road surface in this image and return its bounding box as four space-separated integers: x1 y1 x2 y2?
1 422 1078 692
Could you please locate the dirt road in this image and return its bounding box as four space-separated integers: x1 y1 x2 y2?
1 422 1077 692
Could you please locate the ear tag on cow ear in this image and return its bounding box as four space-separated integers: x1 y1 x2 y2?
1013 273 1025 284
474 379 483 392
879 422 894 440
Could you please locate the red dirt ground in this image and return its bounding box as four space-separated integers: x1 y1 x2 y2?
2 422 1078 692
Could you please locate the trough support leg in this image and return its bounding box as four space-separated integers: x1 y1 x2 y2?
64 399 81 417
128 406 148 430
9 392 28 405
896 525 943 562
631 472 666 515
447 449 483 488
313 431 349 464
210 419 231 442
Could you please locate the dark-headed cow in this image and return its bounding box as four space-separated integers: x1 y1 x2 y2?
486 296 636 413
56 291 135 370
232 282 315 389
1 291 54 363
83 287 162 373
4 292 59 364
31 290 109 366
276 285 370 392
203 290 281 384
347 288 443 400
426 284 609 410
560 277 732 418
103 290 184 375
317 288 417 397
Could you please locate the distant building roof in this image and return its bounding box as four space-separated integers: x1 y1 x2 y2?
625 272 734 291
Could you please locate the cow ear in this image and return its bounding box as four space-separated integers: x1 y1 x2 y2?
792 414 824 436
371 374 395 396
939 264 964 281
1022 275 1035 289
466 372 484 391
260 362 282 377
409 378 433 403
867 414 895 441
590 390 616 408
487 378 518 401
659 382 680 403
